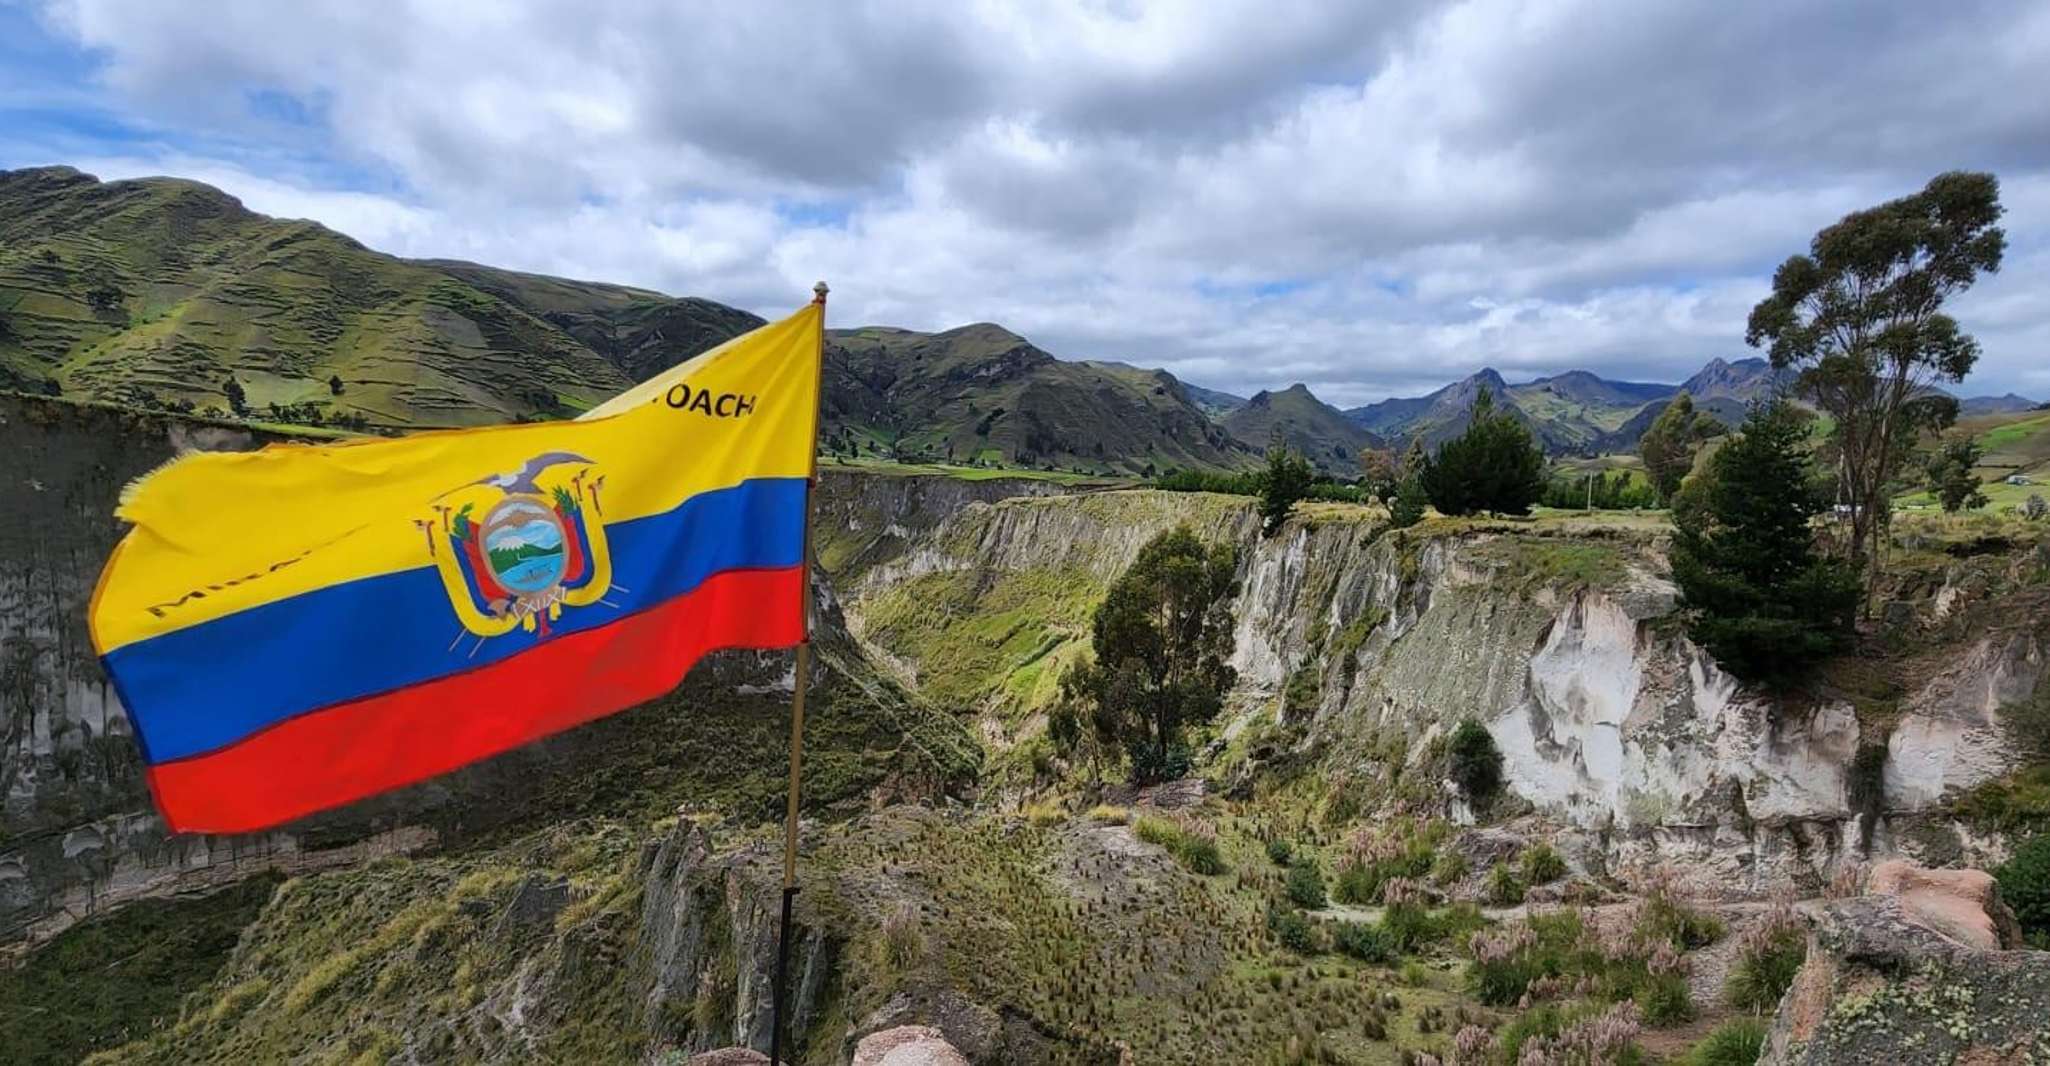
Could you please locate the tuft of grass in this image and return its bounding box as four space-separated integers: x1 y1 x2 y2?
1521 843 1568 885
1689 1017 1769 1065
1022 798 1065 827
1486 861 1527 906
1086 803 1130 825
1726 917 1806 1012
1134 813 1227 875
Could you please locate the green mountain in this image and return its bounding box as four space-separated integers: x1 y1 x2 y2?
1218 383 1380 475
0 166 639 426
2 167 1256 476
823 325 1256 475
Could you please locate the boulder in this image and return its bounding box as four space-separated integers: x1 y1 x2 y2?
1866 858 2023 949
1762 892 2050 1064
852 1025 971 1066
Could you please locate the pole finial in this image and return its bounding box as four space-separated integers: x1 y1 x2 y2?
812 280 829 304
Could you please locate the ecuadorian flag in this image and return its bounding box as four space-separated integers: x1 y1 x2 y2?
89 301 823 834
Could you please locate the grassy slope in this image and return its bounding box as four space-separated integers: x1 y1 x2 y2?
824 324 1258 477
0 877 281 1065
0 167 637 427
1895 409 2050 511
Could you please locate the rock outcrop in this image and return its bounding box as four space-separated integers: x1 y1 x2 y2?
1764 863 2048 1064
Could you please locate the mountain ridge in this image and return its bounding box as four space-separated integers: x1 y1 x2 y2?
2 166 2035 470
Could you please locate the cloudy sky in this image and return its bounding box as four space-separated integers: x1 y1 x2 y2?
4 0 2048 405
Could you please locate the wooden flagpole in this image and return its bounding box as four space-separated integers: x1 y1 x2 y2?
769 280 827 1065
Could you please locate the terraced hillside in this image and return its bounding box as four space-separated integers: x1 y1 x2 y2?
0 167 642 427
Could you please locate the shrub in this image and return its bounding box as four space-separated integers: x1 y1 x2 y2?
1333 921 1397 964
1641 893 1724 950
1995 833 2050 948
1521 843 1568 885
1486 862 1526 906
1134 814 1227 875
1334 822 1440 905
1430 850 1470 886
1726 910 1806 1012
1448 720 1504 806
1398 960 1431 987
1634 969 1693 1025
1286 857 1329 910
1267 903 1319 954
1689 1018 1768 1066
1267 838 1294 866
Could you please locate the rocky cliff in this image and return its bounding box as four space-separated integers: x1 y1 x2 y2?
842 489 2046 893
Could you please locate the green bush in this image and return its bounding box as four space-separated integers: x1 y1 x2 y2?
1726 925 1806 1012
1430 850 1469 885
1996 833 2050 948
1689 1018 1768 1066
1334 845 1435 905
1449 719 1504 805
1286 858 1328 910
1485 862 1526 906
1381 900 1435 954
1521 843 1567 885
1332 921 1397 964
1267 903 1319 954
1266 838 1294 867
1635 969 1694 1025
1642 893 1725 950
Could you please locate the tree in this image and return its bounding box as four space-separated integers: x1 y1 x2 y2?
1418 387 1545 516
222 376 247 416
1260 443 1313 536
1671 401 1861 685
1389 474 1428 529
1746 171 2005 578
1923 435 1989 514
1069 526 1238 783
1358 446 1398 504
1448 719 1503 806
328 374 345 396
1638 392 1719 502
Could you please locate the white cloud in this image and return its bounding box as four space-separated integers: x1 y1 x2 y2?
19 0 2050 400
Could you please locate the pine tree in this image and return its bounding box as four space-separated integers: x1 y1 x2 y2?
1260 444 1313 536
1419 387 1545 516
1672 401 1860 685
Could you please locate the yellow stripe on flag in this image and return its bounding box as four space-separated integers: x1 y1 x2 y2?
91 303 821 654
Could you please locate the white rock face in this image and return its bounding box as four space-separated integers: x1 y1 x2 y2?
1886 630 2043 809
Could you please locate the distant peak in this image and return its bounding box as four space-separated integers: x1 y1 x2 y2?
942 321 1026 343
1278 382 1315 396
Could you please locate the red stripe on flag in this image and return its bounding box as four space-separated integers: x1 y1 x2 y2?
147 565 806 834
